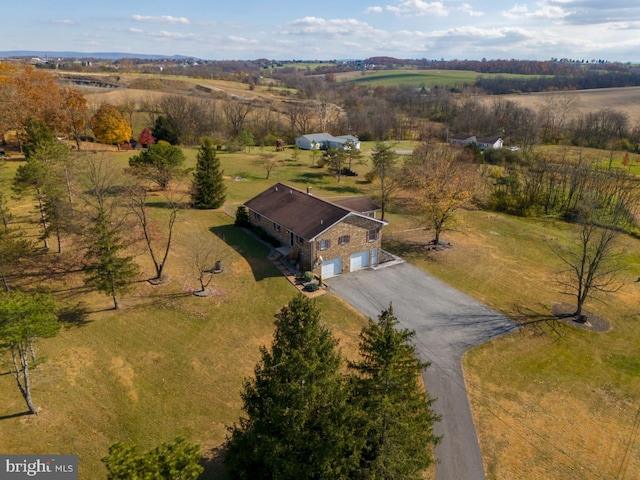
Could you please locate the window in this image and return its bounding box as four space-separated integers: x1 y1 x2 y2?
366 229 379 242
297 235 304 245
338 235 350 245
273 223 280 232
318 239 331 251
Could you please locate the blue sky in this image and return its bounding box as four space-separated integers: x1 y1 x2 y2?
2 0 640 61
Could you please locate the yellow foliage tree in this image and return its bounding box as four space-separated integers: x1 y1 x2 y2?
91 103 132 148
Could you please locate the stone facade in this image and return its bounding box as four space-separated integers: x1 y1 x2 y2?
248 210 382 276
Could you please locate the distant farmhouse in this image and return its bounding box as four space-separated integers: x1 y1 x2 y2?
244 183 385 278
449 134 503 150
295 133 360 151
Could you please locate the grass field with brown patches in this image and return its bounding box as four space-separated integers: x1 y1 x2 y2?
2 138 640 478
498 86 640 125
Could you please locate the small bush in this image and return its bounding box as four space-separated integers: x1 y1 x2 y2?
304 282 319 292
303 271 314 282
235 205 250 227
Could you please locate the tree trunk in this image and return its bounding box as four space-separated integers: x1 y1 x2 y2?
2 272 9 292
112 289 119 310
12 347 37 414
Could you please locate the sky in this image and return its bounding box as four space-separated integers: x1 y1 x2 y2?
2 0 640 62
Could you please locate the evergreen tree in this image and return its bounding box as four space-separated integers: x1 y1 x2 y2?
102 436 203 480
83 208 140 310
151 115 179 145
191 138 226 209
349 304 441 479
128 142 186 190
225 295 358 479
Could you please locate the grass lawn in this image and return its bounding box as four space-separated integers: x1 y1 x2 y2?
0 149 372 479
2 143 639 479
384 209 640 478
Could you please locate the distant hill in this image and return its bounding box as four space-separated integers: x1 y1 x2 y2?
0 51 194 60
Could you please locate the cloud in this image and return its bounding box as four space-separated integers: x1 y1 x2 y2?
503 2 572 20
51 19 75 25
365 6 383 13
458 3 484 16
227 35 258 44
132 15 190 25
150 31 196 40
386 0 448 17
284 17 379 37
128 28 143 34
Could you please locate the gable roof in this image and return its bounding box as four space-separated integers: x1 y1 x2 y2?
244 183 385 240
333 196 380 213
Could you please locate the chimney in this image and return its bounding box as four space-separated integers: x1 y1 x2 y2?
307 186 312 195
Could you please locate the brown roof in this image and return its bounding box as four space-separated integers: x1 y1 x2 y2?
244 183 383 240
333 196 380 213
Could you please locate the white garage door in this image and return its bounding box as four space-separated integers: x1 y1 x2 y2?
350 250 370 272
322 257 342 278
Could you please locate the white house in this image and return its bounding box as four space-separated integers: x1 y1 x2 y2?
295 133 360 151
449 134 503 150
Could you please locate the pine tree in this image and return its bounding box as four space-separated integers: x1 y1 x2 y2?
83 208 140 310
349 304 441 479
225 295 358 479
191 138 226 209
102 436 203 480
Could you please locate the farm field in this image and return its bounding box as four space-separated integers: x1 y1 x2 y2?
499 86 640 125
337 69 548 89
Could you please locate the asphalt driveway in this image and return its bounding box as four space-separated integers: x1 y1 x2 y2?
326 261 518 480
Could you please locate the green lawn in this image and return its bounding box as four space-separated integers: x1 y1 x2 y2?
2 144 639 478
0 149 372 479
344 70 550 89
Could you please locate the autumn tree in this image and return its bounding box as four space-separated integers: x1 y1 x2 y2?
91 103 132 148
349 304 440 478
344 138 365 172
0 291 60 414
191 138 226 209
137 127 155 148
102 436 203 480
369 142 400 221
128 142 187 190
60 87 89 150
226 295 358 478
404 142 479 244
0 66 63 150
252 153 283 179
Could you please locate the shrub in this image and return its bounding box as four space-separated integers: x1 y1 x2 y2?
304 282 319 292
235 206 250 227
303 271 314 282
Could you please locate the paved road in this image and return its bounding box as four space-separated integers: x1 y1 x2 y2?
326 261 518 480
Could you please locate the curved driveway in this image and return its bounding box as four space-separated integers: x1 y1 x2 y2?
326 261 518 480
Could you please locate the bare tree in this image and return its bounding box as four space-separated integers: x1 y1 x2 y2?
127 184 183 283
551 211 623 321
189 239 228 295
223 98 255 139
252 153 283 179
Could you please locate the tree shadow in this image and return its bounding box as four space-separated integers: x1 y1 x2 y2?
324 185 364 194
292 172 330 184
511 304 566 339
58 302 93 328
209 225 280 282
200 445 229 480
0 411 32 421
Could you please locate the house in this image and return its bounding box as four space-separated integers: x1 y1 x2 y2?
244 183 387 278
333 196 381 219
449 134 503 150
295 133 360 151
476 136 504 150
